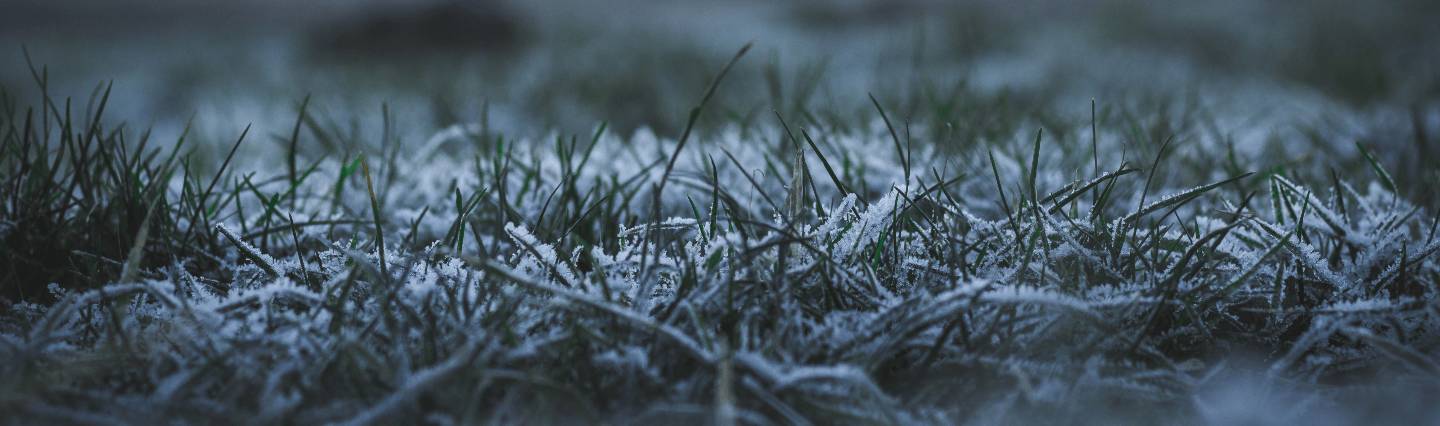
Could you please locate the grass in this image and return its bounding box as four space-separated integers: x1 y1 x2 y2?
1 43 1438 425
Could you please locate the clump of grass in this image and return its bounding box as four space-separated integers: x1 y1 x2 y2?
1 58 208 303
2 48 1438 425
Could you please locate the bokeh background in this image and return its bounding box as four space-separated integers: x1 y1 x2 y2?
4 0 1439 189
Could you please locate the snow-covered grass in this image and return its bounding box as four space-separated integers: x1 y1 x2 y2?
2 42 1439 424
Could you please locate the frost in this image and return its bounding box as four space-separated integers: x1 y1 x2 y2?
216 223 282 276
832 189 900 262
4 118 1437 424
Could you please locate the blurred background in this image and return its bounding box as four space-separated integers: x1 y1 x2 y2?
3 0 1438 175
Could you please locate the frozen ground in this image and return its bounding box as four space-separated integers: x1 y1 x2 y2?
2 0 1439 424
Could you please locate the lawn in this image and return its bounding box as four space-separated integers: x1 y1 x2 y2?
2 1 1438 424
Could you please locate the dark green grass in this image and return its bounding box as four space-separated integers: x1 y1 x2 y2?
2 45 1438 424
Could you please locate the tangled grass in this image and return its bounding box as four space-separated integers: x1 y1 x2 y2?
2 47 1438 424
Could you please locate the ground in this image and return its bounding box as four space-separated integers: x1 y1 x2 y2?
2 1 1439 424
